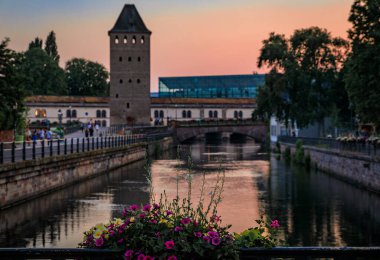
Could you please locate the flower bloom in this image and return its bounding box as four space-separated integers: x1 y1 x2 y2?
208 231 219 238
122 209 129 217
181 217 191 225
153 203 160 209
139 213 146 219
124 249 133 260
167 255 178 260
149 219 157 224
114 218 123 226
137 254 145 260
270 220 280 229
165 240 175 250
143 204 151 211
174 226 183 232
95 237 104 247
211 237 221 246
194 231 202 238
130 204 139 211
202 236 210 243
166 210 173 216
118 238 124 244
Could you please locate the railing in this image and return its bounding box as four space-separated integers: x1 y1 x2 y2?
278 136 379 157
0 247 380 260
0 133 172 165
175 119 264 127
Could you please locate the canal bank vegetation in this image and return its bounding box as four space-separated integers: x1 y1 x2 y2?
282 140 311 169
80 152 281 259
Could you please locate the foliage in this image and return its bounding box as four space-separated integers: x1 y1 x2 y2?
294 140 304 164
20 47 67 95
0 38 27 130
257 27 350 134
28 37 43 50
345 0 380 127
65 58 109 96
44 31 60 63
283 146 291 162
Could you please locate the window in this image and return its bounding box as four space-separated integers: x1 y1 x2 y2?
119 79 123 84
214 111 218 118
102 110 106 118
34 109 46 118
141 36 145 44
234 111 238 119
115 36 119 44
96 110 101 118
137 79 141 84
132 36 136 44
119 56 122 62
102 120 107 127
128 57 132 62
154 110 159 118
126 103 130 109
159 110 164 118
182 110 187 118
238 111 243 118
187 110 191 118
123 36 127 44
138 57 141 62
116 94 119 98
209 111 213 118
66 110 71 118
128 79 132 83
71 110 77 118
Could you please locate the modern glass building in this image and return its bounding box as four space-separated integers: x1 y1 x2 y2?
158 74 265 99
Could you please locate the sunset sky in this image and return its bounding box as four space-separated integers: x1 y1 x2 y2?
0 0 353 92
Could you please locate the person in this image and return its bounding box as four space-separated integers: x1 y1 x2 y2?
26 128 32 146
85 128 89 138
46 128 52 144
32 130 37 143
39 129 45 140
95 123 100 135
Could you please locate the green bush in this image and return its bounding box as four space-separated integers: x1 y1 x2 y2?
283 146 291 162
294 140 304 164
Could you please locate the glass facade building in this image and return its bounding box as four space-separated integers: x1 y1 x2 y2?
158 74 265 99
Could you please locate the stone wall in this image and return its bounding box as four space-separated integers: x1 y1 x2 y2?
279 142 380 192
0 138 173 209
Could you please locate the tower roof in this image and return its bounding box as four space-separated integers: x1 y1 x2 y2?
109 4 151 35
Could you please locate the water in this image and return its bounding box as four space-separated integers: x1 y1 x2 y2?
1 139 380 247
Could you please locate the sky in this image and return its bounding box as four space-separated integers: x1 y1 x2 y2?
0 0 353 92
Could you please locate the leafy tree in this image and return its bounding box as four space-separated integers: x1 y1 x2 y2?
20 47 67 95
28 37 43 50
45 31 60 63
257 27 349 135
65 58 109 96
345 0 380 127
0 38 27 130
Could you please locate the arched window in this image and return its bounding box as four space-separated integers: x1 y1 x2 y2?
102 110 106 118
116 94 119 98
119 79 123 84
154 110 159 118
102 120 107 127
96 110 101 118
128 79 132 83
128 57 132 62
132 36 136 44
187 110 191 118
234 111 238 118
238 111 243 118
182 110 187 118
141 36 145 44
123 36 127 44
138 57 141 62
214 111 218 118
209 111 213 118
115 36 119 44
119 56 122 62
72 110 77 118
66 110 71 118
159 110 164 118
137 79 141 84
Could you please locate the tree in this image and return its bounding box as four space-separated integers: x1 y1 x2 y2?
257 27 349 135
345 0 380 127
65 58 109 96
28 37 43 50
0 38 27 130
45 31 60 63
20 47 67 95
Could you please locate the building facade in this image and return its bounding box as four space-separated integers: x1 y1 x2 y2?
109 4 151 125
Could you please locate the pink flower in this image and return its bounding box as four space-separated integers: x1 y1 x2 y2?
118 238 124 244
122 209 129 217
143 204 152 211
166 210 173 216
167 255 177 260
165 240 175 250
130 204 139 211
95 237 104 247
137 254 145 260
202 236 210 243
109 230 115 236
124 249 133 260
194 231 202 238
149 219 157 224
153 203 160 209
174 226 183 232
211 237 221 246
207 231 219 238
270 220 280 229
181 217 191 225
140 213 146 219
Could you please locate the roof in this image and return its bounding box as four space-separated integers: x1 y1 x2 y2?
25 96 110 104
151 98 256 105
109 4 151 34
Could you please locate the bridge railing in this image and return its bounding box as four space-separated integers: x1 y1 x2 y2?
0 133 172 165
0 247 379 260
174 119 264 127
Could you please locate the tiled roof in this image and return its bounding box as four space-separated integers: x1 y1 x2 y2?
25 96 110 104
109 4 151 34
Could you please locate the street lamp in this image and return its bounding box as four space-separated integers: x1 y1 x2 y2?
58 110 63 129
69 105 72 126
13 103 18 141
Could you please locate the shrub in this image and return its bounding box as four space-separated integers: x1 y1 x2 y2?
294 140 304 164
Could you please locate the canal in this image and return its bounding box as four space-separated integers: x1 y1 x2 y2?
1 138 380 247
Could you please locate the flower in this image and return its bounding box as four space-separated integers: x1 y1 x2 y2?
124 249 133 260
167 255 178 260
130 204 139 211
194 231 202 238
140 213 146 219
153 203 160 209
270 220 280 229
208 231 219 238
149 219 157 224
181 217 191 225
174 226 183 232
130 217 135 223
95 237 104 247
93 229 103 239
143 204 152 211
113 218 123 226
165 210 173 216
211 237 221 246
202 236 210 243
118 238 124 244
137 254 145 260
165 240 175 250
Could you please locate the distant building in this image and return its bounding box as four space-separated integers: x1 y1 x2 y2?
25 96 110 127
108 4 151 125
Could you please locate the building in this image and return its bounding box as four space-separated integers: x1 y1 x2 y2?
25 96 110 127
108 4 151 125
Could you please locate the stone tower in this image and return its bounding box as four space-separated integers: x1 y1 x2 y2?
109 4 151 125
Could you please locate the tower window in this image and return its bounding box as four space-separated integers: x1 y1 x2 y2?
128 57 132 62
126 103 130 108
123 36 127 44
141 36 145 44
182 110 186 118
214 111 218 118
119 79 123 84
187 110 192 118
115 36 119 44
132 36 136 44
119 56 122 62
138 57 141 62
209 111 213 118
116 94 119 98
137 79 141 84
128 79 132 83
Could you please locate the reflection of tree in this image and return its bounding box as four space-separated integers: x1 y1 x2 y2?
261 157 380 246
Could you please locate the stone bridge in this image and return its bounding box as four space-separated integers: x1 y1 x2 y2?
174 121 267 143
